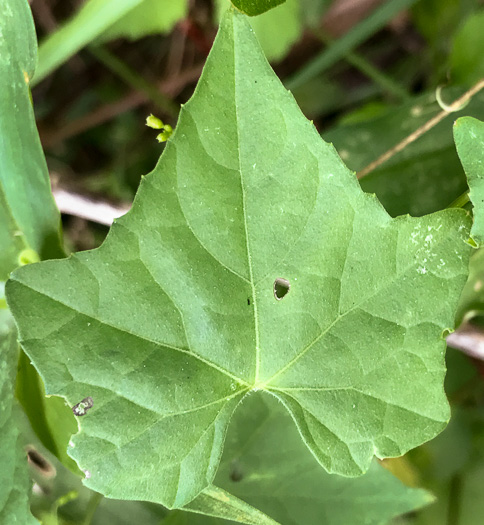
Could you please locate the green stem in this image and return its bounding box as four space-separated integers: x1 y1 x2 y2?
83 491 103 525
447 191 470 209
89 45 179 118
313 29 409 101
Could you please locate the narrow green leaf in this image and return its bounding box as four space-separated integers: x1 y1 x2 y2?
0 0 63 262
6 8 472 510
454 116 484 245
185 485 279 524
0 310 38 524
34 0 144 85
285 0 419 90
231 0 285 17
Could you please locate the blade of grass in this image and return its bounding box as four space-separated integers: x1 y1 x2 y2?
312 29 410 101
285 0 419 90
34 0 144 86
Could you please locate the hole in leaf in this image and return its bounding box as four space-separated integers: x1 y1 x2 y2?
72 396 94 416
274 278 290 300
26 447 56 477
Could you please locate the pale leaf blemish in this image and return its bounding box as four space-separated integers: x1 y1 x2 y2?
411 105 423 117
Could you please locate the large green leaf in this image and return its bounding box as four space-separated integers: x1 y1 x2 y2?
324 90 484 217
179 394 432 525
454 116 484 245
0 310 37 524
0 0 62 265
6 7 472 510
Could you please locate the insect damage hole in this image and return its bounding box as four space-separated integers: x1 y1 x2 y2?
274 278 290 300
72 396 94 416
26 446 56 478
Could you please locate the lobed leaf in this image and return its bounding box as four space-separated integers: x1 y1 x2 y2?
0 0 63 269
7 8 473 510
97 0 189 43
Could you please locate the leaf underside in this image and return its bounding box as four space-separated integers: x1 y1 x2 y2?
7 8 472 510
0 0 63 275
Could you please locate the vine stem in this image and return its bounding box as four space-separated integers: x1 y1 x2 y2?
83 491 103 525
357 78 484 179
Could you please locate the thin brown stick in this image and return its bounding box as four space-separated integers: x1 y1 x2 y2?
357 78 484 179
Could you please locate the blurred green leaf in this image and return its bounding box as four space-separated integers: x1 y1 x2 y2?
324 90 484 217
0 310 37 524
98 0 188 42
411 406 484 525
230 0 285 16
0 0 63 267
411 0 479 85
454 116 484 244
450 10 484 85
